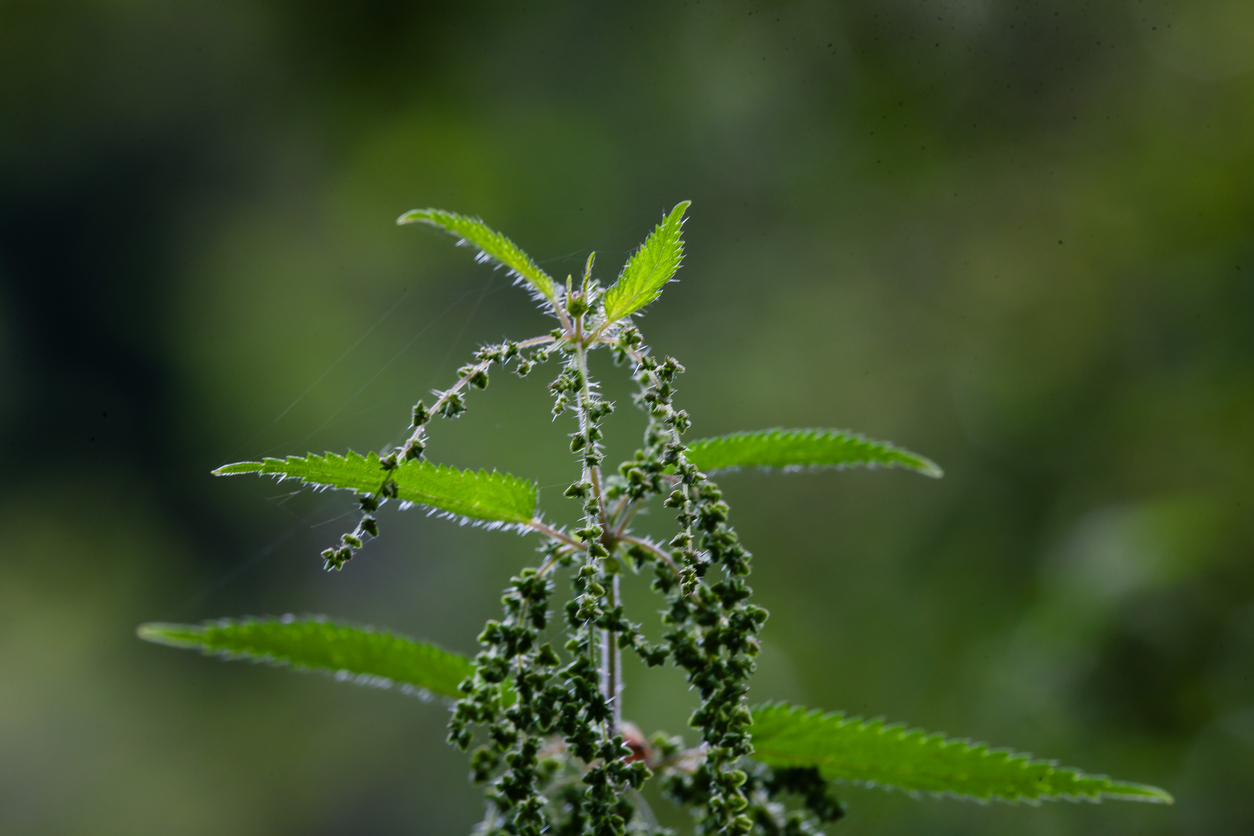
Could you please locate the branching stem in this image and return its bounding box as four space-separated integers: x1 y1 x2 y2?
399 334 557 453
567 318 625 733
527 519 583 550
536 545 580 576
611 498 646 537
617 534 681 578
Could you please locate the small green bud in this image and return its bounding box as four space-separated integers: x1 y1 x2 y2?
410 401 429 427
439 392 467 419
567 291 590 318
575 526 602 542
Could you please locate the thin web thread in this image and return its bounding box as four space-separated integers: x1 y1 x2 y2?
189 282 497 612
167 493 345 619
190 218 656 613
251 284 495 458
224 288 411 462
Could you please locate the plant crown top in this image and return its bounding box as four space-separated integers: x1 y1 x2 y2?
140 203 1171 835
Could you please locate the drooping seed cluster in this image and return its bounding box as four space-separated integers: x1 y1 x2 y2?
741 764 846 835
340 274 840 833
445 280 654 836
319 338 554 571
541 281 658 835
607 337 766 835
450 565 555 835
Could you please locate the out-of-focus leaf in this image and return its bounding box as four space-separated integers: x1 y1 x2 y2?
687 428 942 478
749 703 1172 804
138 617 474 699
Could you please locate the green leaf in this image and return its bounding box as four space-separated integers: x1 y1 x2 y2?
397 208 558 304
138 617 474 699
602 201 691 322
686 428 942 478
749 703 1173 804
214 450 538 525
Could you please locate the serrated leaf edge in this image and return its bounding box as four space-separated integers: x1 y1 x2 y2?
602 200 691 323
688 428 943 478
396 208 558 306
138 615 471 702
748 703 1172 805
214 450 538 525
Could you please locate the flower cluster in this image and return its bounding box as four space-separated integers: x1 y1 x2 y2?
615 343 768 835
419 275 838 834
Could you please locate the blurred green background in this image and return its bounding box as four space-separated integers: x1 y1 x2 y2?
2 1 1252 833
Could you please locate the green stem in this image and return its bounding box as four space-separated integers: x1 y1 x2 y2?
572 332 621 732
601 572 622 732
527 519 583 550
399 334 556 453
573 341 608 525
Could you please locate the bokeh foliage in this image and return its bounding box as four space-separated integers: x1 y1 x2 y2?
1 1 1252 834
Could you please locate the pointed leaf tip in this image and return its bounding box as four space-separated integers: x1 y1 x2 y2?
1103 782 1175 804
602 201 691 323
212 461 263 476
137 622 206 649
397 208 557 304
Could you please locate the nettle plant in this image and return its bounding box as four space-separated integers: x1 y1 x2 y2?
141 202 1171 834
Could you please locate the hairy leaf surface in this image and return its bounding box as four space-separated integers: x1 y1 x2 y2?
215 451 537 524
687 428 942 478
602 201 690 322
138 617 473 699
397 208 557 304
749 704 1172 804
